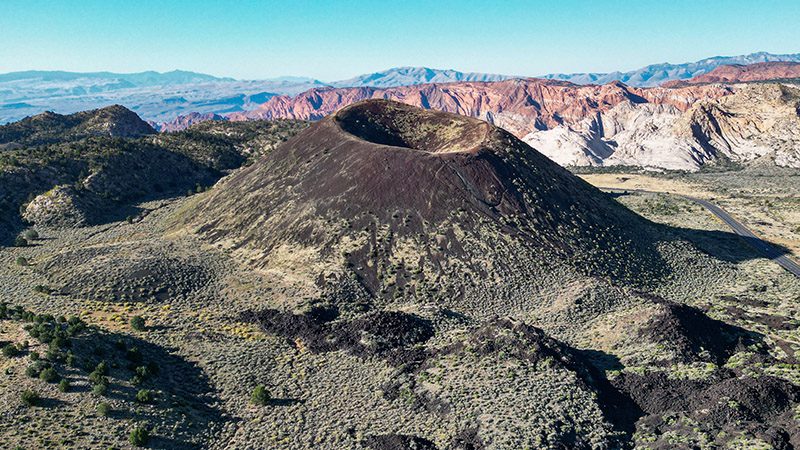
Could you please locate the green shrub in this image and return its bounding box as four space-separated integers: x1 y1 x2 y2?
14 235 27 247
46 347 64 362
39 367 59 383
23 229 39 240
33 285 51 295
2 343 20 358
92 381 109 396
96 402 110 417
29 351 39 361
136 389 154 404
250 384 270 406
15 256 27 266
26 361 50 378
58 379 70 392
89 361 108 380
130 316 146 332
126 347 143 364
129 426 149 447
21 389 39 406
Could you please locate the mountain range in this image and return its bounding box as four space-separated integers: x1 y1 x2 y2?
541 51 800 86
3 51 800 125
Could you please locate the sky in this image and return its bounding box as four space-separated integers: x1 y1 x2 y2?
1 0 799 81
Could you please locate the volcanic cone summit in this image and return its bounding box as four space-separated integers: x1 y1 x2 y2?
179 100 665 306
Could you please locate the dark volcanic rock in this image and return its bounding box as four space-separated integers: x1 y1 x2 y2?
638 296 761 365
181 99 669 302
241 307 433 358
613 370 800 449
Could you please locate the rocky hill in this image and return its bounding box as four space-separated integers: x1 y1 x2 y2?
524 83 800 170
0 105 156 147
0 109 307 244
664 61 800 86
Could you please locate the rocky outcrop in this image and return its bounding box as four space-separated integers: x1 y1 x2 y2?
154 112 226 132
522 83 800 170
21 185 99 227
228 79 730 138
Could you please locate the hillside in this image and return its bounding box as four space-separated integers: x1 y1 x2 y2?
0 105 156 147
183 100 676 303
0 109 308 244
167 100 800 448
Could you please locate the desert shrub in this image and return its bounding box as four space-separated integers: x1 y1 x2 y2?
14 235 27 247
26 361 50 378
2 343 20 358
23 229 39 240
250 384 270 406
130 316 146 331
32 285 51 295
97 402 110 416
136 389 154 404
129 426 149 447
130 374 144 386
21 389 39 406
58 379 70 392
93 361 108 376
49 335 69 349
39 367 59 383
126 347 143 364
92 380 109 396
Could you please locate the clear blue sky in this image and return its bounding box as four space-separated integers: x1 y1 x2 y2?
1 0 799 81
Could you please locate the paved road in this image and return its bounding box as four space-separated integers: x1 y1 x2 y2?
601 187 800 278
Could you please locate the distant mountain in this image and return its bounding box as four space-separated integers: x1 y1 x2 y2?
3 52 800 126
330 66 515 88
0 104 155 147
228 79 729 138
0 71 321 124
541 51 800 87
0 70 231 90
663 62 800 86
